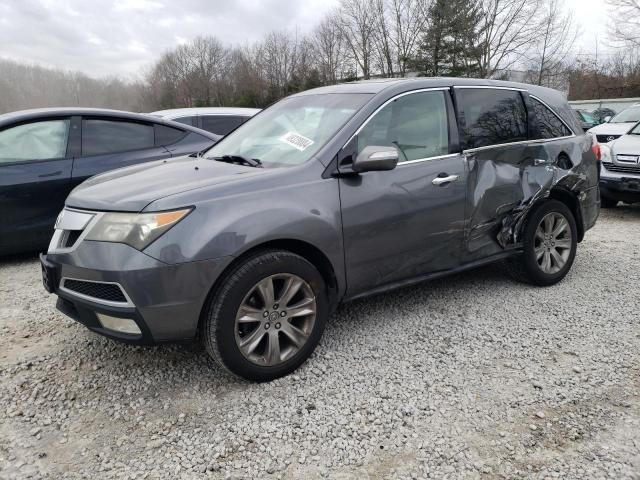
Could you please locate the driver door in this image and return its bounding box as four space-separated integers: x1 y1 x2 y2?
339 89 467 296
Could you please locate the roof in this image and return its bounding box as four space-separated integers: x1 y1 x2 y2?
150 107 261 118
0 107 220 140
293 77 559 96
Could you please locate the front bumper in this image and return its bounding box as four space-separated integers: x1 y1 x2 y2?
42 241 231 345
600 167 640 203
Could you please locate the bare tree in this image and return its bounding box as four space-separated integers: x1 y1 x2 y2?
477 0 542 78
338 0 377 79
311 11 348 84
371 0 396 77
526 0 578 88
389 0 430 77
606 0 640 46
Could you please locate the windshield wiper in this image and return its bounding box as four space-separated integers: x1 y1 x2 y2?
189 148 210 158
211 155 263 168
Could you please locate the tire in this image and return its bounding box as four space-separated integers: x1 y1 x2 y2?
600 196 617 208
203 250 328 381
505 200 578 286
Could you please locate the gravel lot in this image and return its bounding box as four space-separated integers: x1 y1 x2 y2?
1 206 639 480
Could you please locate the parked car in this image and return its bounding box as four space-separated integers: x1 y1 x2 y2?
588 104 640 143
0 108 219 255
592 107 616 124
149 107 260 136
599 121 640 207
42 79 599 381
573 108 599 131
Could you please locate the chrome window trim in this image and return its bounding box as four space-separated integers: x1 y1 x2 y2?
59 277 134 308
529 95 577 138
341 87 450 151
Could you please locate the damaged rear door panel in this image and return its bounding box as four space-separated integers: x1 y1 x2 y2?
454 86 599 264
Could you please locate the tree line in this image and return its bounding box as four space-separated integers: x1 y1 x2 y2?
1 0 640 115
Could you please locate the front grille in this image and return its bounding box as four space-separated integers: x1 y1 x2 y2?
604 163 640 174
63 279 127 303
596 134 621 143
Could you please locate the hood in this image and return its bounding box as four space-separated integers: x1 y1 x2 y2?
66 156 267 212
588 122 634 136
610 134 640 155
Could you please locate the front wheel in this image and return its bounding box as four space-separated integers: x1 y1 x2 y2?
506 200 578 286
203 250 328 381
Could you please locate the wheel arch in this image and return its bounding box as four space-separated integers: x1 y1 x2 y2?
198 238 341 336
548 187 584 242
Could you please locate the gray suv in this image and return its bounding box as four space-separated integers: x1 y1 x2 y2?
41 79 600 381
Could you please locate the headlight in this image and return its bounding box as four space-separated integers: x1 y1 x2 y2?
600 144 613 163
85 208 192 250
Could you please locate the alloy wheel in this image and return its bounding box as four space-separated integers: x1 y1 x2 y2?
534 212 573 275
234 274 316 366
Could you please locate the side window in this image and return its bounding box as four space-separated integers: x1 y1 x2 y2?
82 119 154 156
457 89 527 149
357 91 449 162
0 119 70 164
172 116 196 126
155 124 187 146
201 115 245 136
532 98 572 139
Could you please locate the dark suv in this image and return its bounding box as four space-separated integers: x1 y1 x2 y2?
41 79 600 381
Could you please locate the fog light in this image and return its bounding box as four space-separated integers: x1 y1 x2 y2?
96 313 141 335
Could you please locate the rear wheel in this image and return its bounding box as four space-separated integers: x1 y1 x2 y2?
506 200 577 286
203 250 328 381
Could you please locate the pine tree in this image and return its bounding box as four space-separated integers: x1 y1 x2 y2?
412 0 484 78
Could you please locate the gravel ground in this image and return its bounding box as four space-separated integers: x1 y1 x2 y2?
1 206 639 480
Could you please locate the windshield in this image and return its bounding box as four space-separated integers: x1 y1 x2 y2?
580 110 596 123
204 93 372 167
610 106 640 123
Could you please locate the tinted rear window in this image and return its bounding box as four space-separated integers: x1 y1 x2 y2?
201 115 246 135
155 124 187 146
533 98 572 139
457 89 527 149
82 119 154 156
172 116 196 126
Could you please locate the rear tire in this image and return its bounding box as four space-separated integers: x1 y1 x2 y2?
505 200 577 286
203 250 328 382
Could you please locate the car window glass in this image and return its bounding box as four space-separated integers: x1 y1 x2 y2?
357 91 449 162
0 119 70 164
172 116 195 126
610 106 640 123
201 116 246 136
204 93 372 168
533 98 572 139
580 111 596 123
82 119 154 156
155 124 187 146
458 89 527 149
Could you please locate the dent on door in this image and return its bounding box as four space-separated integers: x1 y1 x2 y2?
464 139 591 259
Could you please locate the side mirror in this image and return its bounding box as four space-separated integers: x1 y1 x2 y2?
603 116 612 123
352 146 399 173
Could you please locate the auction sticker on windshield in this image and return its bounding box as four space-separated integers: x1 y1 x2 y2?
280 132 314 151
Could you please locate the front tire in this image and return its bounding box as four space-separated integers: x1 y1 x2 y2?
506 200 578 286
203 250 328 381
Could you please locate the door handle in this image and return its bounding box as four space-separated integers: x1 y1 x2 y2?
534 158 550 166
432 174 459 186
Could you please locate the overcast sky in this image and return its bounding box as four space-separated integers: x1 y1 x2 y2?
0 0 616 79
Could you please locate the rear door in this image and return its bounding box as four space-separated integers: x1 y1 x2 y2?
339 89 467 295
454 87 551 261
0 117 74 252
71 117 169 188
